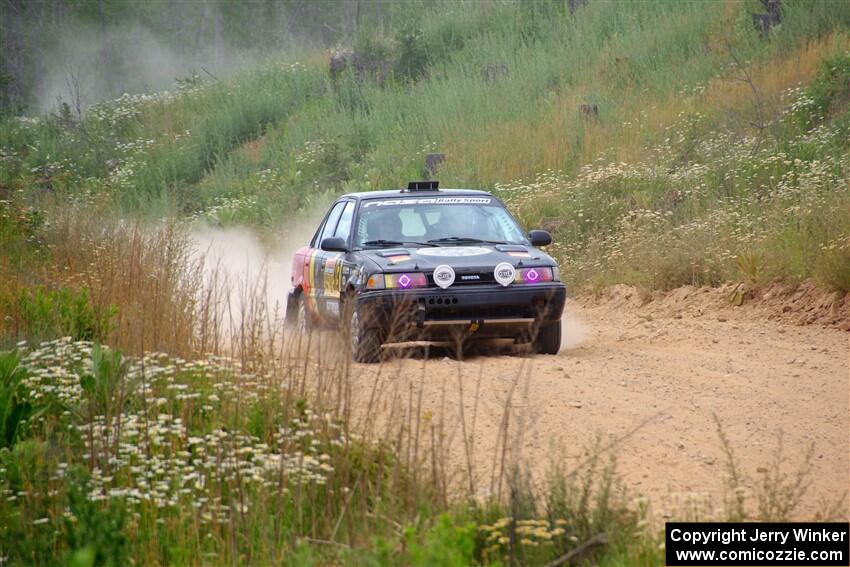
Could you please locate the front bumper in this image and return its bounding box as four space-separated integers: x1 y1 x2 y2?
356 283 566 340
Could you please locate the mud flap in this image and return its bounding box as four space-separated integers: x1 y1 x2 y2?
284 291 299 326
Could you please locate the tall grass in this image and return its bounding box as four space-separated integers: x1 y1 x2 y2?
500 49 850 292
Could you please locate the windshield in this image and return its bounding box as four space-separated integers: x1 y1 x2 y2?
354 199 527 248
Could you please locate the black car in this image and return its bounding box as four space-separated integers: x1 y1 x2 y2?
287 181 566 362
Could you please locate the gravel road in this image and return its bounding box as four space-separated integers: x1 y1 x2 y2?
347 288 849 519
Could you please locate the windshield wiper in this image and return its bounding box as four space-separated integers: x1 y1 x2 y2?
362 239 439 248
427 236 508 245
363 239 403 247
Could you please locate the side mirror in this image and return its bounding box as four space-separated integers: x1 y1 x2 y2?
321 237 348 252
528 230 552 247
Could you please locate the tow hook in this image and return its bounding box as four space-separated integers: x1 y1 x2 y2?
415 305 426 328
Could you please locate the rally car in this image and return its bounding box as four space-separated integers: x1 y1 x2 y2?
286 181 566 362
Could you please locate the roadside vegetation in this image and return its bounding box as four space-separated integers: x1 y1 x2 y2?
1 0 848 564
2 1 849 294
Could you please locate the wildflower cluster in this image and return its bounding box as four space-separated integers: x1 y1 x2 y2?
478 517 570 560
294 140 327 167
87 90 186 127
189 194 261 226
3 338 347 528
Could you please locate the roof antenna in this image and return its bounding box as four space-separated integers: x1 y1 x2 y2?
406 181 439 192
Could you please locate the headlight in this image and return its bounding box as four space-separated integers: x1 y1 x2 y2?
364 272 429 290
385 272 428 289
514 267 555 284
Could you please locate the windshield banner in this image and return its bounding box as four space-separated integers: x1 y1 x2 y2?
362 197 492 208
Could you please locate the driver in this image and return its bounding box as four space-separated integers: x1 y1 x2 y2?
364 211 403 243
427 207 470 240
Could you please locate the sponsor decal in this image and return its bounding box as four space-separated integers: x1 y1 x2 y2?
508 251 531 257
417 246 490 257
387 255 411 262
494 262 516 287
322 253 343 297
433 265 455 289
325 301 340 316
307 250 318 299
362 197 492 208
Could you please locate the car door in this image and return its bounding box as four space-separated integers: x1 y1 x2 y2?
311 200 355 322
301 201 345 321
319 200 356 322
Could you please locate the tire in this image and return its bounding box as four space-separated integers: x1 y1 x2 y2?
349 308 382 363
533 322 561 355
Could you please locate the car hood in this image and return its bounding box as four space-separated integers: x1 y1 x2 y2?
360 244 556 271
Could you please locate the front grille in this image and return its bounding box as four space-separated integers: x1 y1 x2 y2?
427 271 495 286
429 304 535 320
414 294 539 320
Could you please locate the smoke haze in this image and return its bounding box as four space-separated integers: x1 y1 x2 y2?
37 22 268 113
3 0 397 114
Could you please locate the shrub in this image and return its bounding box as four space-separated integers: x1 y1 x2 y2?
59 467 130 567
814 245 850 293
0 351 34 449
14 287 116 343
406 514 476 567
795 54 850 128
394 24 431 83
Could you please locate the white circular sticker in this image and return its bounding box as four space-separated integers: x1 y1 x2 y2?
494 262 516 287
432 265 455 289
417 247 490 257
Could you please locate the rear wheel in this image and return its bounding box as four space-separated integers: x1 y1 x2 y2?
533 322 561 355
349 308 382 363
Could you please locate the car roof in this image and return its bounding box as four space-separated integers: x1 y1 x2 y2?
341 188 493 200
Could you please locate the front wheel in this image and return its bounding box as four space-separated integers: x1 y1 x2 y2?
533 322 561 355
349 308 382 363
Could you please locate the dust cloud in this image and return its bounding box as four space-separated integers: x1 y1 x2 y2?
190 226 292 325
188 208 327 330
560 307 587 350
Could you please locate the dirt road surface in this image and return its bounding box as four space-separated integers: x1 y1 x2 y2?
347 286 849 519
